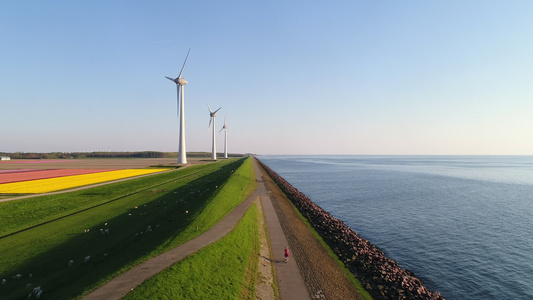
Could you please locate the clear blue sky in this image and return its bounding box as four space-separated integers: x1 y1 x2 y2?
2 1 533 155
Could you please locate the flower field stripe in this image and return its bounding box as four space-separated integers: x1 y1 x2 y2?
0 169 36 174
0 169 117 184
0 169 168 194
0 160 65 164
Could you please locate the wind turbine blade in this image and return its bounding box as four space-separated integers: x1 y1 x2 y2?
224 114 227 126
209 117 212 128
214 107 222 114
219 127 224 133
178 48 191 79
165 76 176 82
206 102 213 113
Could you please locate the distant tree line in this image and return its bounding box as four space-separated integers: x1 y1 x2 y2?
0 152 245 159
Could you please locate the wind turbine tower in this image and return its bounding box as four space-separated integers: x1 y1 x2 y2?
166 49 190 164
219 114 228 159
207 103 222 160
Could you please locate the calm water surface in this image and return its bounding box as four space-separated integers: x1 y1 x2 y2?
260 156 533 300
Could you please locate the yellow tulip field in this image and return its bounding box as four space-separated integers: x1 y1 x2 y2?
0 169 167 194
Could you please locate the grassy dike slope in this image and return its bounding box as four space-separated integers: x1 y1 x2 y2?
0 157 256 299
123 204 260 300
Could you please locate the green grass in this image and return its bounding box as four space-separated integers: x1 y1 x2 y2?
123 203 260 300
0 162 227 238
0 157 256 299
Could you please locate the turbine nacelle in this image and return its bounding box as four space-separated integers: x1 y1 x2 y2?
207 103 222 128
177 78 188 85
207 104 222 119
165 77 188 86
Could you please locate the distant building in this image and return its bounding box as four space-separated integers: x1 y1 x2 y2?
0 156 10 161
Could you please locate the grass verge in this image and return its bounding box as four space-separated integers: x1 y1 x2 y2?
123 203 260 300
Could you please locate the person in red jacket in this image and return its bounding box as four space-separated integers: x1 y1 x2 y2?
284 246 290 263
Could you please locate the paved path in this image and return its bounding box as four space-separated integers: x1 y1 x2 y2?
253 159 310 300
83 159 310 300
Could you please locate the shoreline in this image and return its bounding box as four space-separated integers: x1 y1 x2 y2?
257 158 444 300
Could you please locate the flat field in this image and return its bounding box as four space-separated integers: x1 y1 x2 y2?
0 169 168 194
0 158 211 198
0 158 209 170
0 169 115 184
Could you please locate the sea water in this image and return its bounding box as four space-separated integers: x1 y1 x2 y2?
259 156 533 300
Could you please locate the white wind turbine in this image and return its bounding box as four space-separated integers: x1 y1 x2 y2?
219 114 228 159
166 49 190 164
207 103 222 160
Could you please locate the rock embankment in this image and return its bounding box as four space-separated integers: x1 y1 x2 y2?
257 159 444 300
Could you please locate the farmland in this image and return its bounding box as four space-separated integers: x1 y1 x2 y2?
0 158 183 170
0 169 116 184
0 158 208 200
0 169 168 194
0 157 257 299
